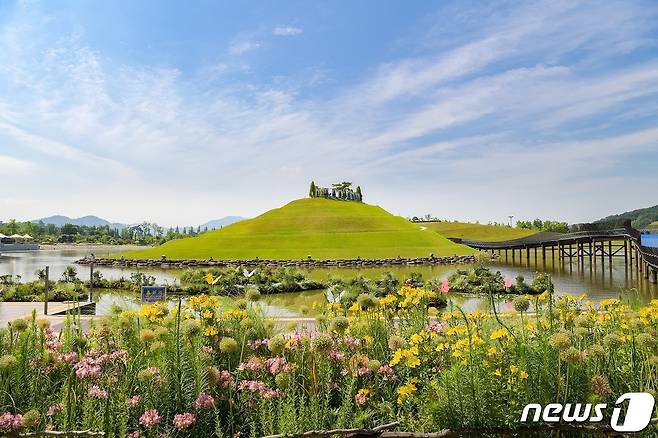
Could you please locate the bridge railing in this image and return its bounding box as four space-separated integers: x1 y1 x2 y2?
462 229 630 249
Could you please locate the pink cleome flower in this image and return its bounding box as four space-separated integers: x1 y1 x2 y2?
440 280 450 294
504 278 514 289
139 409 162 427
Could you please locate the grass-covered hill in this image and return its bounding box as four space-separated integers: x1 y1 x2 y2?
121 198 475 260
596 204 658 228
423 221 537 242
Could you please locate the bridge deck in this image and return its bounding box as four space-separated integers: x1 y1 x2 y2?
461 229 658 276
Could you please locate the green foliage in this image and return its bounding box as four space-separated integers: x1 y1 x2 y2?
0 281 656 436
596 204 658 228
515 219 569 233
447 266 539 295
0 219 207 245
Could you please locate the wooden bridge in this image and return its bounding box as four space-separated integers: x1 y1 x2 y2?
459 226 658 284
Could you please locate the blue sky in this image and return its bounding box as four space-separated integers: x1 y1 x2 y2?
1 0 657 226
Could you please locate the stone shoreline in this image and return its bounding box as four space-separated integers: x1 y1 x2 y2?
76 254 477 269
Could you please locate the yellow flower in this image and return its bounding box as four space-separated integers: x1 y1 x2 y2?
204 326 218 337
451 350 463 358
494 368 502 377
405 356 421 368
397 381 417 405
379 294 397 307
519 370 529 380
206 273 214 285
390 349 403 366
600 298 620 308
363 335 374 346
510 365 519 374
490 328 508 340
201 309 214 319
487 346 497 357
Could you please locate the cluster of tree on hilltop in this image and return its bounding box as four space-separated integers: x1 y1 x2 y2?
0 219 207 245
309 181 363 202
594 204 658 229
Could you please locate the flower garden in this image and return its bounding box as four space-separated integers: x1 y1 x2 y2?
0 276 657 436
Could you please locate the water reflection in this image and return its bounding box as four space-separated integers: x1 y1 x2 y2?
2 248 656 316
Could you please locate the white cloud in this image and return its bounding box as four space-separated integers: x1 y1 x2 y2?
228 40 261 55
0 155 35 174
0 0 656 224
273 26 303 36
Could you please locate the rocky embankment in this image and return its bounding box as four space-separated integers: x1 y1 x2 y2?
76 254 477 269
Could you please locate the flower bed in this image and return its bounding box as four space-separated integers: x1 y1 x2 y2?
0 280 656 436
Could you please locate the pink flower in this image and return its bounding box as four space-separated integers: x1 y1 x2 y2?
88 385 108 400
46 403 64 416
440 280 450 294
139 409 162 427
378 365 397 381
0 412 23 431
355 390 369 406
329 350 345 361
172 413 196 430
237 357 264 372
193 393 215 410
238 380 280 399
265 357 289 375
504 278 513 289
202 346 213 354
127 395 142 408
127 432 141 438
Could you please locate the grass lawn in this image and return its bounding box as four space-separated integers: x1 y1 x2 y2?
423 221 537 242
121 198 475 260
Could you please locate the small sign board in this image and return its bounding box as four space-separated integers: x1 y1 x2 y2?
641 234 658 249
141 286 167 303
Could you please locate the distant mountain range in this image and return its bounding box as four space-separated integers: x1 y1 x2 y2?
32 215 126 229
31 215 245 230
198 216 245 230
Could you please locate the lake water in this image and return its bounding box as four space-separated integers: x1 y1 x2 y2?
1 247 656 316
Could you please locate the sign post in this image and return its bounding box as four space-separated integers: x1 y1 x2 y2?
89 263 94 303
141 286 167 303
44 266 49 316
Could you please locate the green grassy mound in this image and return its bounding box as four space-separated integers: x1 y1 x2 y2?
423 221 537 242
121 198 475 260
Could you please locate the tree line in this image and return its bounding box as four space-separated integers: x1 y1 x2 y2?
0 219 209 245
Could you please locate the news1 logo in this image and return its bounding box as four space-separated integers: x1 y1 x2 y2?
520 393 656 432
